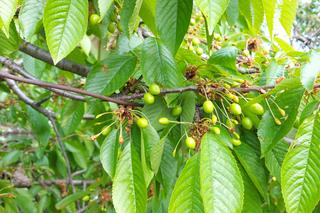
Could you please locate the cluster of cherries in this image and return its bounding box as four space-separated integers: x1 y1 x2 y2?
134 83 266 151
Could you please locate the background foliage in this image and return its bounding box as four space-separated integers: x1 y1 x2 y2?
0 0 320 212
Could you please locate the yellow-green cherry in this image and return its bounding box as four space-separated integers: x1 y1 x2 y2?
231 138 241 146
241 117 253 130
203 100 214 113
90 14 101 25
144 92 155 105
158 117 170 125
249 103 264 115
172 106 182 116
149 83 161 95
230 103 242 115
185 137 196 149
137 117 149 128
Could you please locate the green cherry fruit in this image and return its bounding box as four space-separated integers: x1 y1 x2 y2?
159 117 170 125
243 49 250 57
90 14 101 25
82 195 90 202
102 126 112 136
274 118 282 126
172 105 183 116
203 100 214 114
226 119 235 129
241 117 253 130
249 103 264 115
211 114 218 124
210 126 221 135
279 108 286 117
196 47 204 56
192 37 201 45
231 138 242 146
190 18 196 25
108 23 116 33
137 117 149 128
230 103 242 115
149 83 161 95
144 92 155 105
233 132 240 140
232 95 239 103
185 137 196 149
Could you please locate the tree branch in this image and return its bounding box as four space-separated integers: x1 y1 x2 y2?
19 41 89 77
0 71 140 106
0 56 86 102
5 77 78 206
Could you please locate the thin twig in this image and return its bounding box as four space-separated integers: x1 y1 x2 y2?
0 56 86 101
0 71 140 106
5 77 79 208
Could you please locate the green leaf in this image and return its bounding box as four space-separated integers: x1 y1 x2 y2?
0 150 21 167
180 92 196 123
262 0 276 37
27 106 51 147
260 60 285 86
208 47 239 74
15 189 36 213
141 37 184 88
55 191 88 210
18 0 45 41
279 0 298 36
200 133 244 213
142 97 174 131
301 51 320 91
43 0 88 64
0 22 21 55
141 125 160 168
86 53 137 96
258 80 305 155
100 129 119 179
98 0 113 19
169 154 204 213
158 142 177 194
251 0 264 31
195 0 230 35
281 113 320 213
226 0 239 25
239 165 263 213
234 143 268 199
112 143 147 213
120 0 143 36
0 0 17 37
264 140 288 181
156 0 193 54
61 101 84 135
22 53 46 78
139 0 157 34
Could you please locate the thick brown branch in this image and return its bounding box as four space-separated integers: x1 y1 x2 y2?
19 41 89 77
0 72 140 106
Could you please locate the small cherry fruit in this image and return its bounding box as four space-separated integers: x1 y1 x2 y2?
230 103 242 115
203 100 214 113
210 126 221 135
159 117 170 125
149 83 161 95
249 103 264 115
90 14 101 25
241 117 253 130
144 92 155 105
137 117 148 128
172 105 183 116
196 47 204 56
185 137 196 149
211 114 218 124
231 138 242 146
